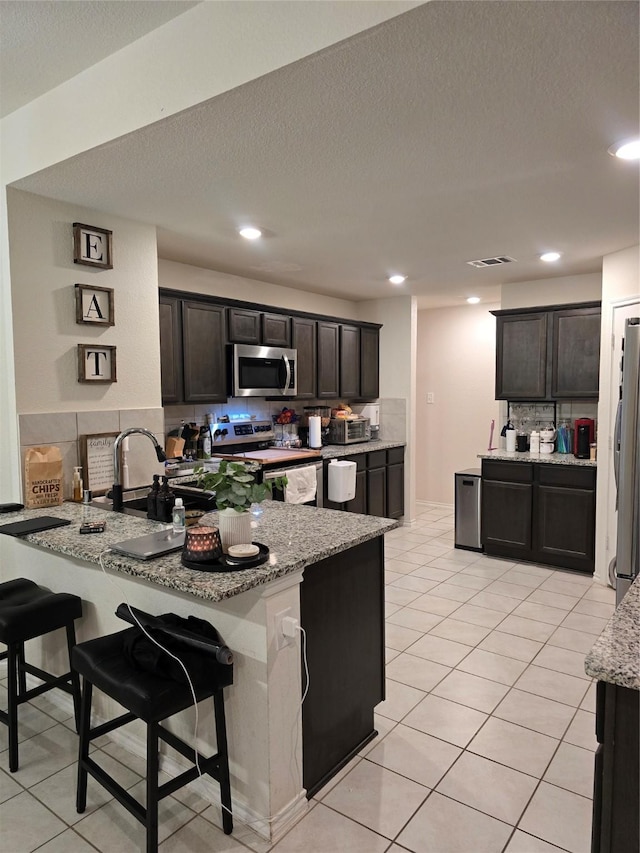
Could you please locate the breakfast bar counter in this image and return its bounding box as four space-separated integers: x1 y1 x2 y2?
0 502 399 841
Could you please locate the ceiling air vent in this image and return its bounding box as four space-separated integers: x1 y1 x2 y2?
467 256 517 268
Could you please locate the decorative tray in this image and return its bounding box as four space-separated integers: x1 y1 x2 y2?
181 542 269 572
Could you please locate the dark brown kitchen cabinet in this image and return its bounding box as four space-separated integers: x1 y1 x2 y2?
535 465 596 572
360 326 380 400
300 537 384 797
591 681 639 853
340 325 360 398
317 321 340 398
159 295 183 404
551 306 601 398
481 460 597 572
481 462 533 556
495 312 548 400
227 307 261 344
291 316 316 398
262 313 291 347
182 301 227 403
386 446 405 519
493 301 601 401
323 447 404 519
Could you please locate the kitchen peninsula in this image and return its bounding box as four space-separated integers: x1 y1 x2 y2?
0 501 399 841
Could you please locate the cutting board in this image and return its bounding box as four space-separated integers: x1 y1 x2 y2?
212 449 321 465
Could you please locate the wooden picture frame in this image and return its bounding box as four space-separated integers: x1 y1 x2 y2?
73 222 113 270
80 432 118 495
77 344 117 383
75 283 115 326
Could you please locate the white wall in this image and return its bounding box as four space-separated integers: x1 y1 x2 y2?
500 273 602 310
594 245 640 585
159 259 361 320
8 189 161 413
416 304 501 505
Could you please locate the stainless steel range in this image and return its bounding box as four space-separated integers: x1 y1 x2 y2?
208 419 324 507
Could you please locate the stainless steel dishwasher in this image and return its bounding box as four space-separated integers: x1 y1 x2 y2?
454 468 483 552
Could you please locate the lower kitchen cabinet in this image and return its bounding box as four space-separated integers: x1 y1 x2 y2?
591 681 639 853
300 537 384 797
481 460 596 572
324 447 404 519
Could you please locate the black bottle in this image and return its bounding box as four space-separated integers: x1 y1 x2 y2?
156 476 175 523
146 474 160 520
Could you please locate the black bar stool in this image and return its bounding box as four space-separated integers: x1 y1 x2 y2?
0 578 83 772
72 607 234 853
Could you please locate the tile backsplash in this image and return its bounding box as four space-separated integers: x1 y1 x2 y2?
18 408 165 501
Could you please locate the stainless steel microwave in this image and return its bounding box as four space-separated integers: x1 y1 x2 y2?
232 344 297 397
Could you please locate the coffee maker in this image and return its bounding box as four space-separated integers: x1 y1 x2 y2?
573 418 595 459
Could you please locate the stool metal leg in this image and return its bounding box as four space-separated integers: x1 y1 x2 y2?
7 643 19 772
76 678 92 814
146 722 159 853
65 623 81 732
213 691 233 834
16 643 27 696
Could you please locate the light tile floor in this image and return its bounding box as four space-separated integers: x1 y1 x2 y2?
0 503 613 852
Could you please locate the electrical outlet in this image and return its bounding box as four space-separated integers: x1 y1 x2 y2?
427 392 434 404
275 607 293 650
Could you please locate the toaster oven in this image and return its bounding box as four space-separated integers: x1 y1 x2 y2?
328 418 370 445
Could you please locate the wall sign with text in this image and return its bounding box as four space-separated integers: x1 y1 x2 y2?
80 433 118 495
75 283 115 326
77 344 117 383
73 222 113 270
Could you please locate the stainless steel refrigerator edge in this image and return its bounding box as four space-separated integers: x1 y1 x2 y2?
612 317 640 606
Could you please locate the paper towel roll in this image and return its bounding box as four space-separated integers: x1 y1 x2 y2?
309 416 322 449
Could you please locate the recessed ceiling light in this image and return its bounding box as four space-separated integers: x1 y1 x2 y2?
388 274 406 285
239 227 262 240
540 251 562 263
608 139 640 160
466 296 480 304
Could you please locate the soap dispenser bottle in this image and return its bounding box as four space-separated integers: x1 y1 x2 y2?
147 474 160 520
157 476 175 523
72 467 83 502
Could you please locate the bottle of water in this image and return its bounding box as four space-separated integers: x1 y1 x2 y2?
172 497 186 535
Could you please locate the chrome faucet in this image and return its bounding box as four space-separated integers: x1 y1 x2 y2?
112 428 167 511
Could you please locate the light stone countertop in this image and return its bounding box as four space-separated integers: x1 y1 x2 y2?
585 577 640 691
478 449 597 467
0 501 400 604
321 440 404 459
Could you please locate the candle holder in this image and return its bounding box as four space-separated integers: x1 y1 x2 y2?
182 525 223 563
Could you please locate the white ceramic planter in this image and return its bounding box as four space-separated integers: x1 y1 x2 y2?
217 507 252 553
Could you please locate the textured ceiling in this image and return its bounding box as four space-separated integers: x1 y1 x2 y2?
8 1 640 308
0 0 199 118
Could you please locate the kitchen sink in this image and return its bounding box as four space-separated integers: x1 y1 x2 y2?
91 484 216 518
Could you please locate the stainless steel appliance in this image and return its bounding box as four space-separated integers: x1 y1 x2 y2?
328 417 370 445
262 460 323 508
354 403 380 439
231 344 297 397
454 469 483 552
611 317 640 605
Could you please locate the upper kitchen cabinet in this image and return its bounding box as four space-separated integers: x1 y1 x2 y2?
493 301 601 400
159 295 183 404
551 306 601 398
159 294 227 404
317 321 340 398
227 308 291 346
339 324 360 399
291 316 317 399
360 326 380 400
182 301 227 403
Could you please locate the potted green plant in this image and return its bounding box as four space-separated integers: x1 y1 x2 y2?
195 460 287 551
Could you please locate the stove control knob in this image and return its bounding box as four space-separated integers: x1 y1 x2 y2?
221 428 228 437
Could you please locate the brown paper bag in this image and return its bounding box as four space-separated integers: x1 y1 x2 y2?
24 446 64 508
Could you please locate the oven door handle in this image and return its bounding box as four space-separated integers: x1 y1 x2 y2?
279 354 291 396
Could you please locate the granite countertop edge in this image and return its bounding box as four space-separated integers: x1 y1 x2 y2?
478 450 597 467
584 577 640 690
0 502 400 605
